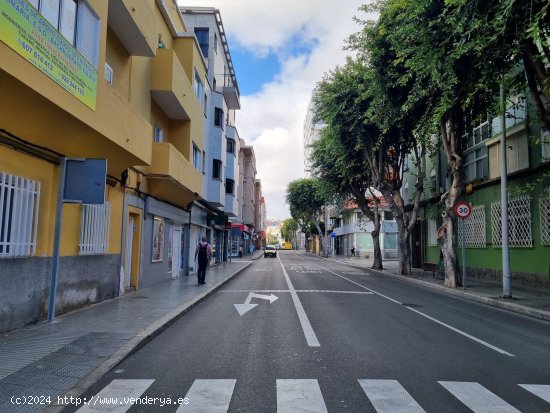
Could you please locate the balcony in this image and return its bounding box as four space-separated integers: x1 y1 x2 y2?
146 142 202 208
108 0 156 57
223 86 240 110
151 49 195 120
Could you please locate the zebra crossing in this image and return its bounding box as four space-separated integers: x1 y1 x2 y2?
76 378 550 412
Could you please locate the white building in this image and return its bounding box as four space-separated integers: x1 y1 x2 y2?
303 91 326 177
180 7 241 263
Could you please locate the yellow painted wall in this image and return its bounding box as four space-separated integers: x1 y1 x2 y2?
0 145 123 256
0 1 152 174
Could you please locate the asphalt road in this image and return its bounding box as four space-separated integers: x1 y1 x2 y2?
63 251 550 412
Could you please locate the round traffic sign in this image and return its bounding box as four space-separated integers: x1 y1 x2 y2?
454 201 472 219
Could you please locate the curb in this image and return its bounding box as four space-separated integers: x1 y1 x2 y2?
44 262 252 413
330 258 550 322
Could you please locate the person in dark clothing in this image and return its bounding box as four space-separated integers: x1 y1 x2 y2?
194 236 212 284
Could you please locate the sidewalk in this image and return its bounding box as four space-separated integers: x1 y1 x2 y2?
0 258 258 413
325 254 550 321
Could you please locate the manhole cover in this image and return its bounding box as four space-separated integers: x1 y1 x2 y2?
132 296 149 299
402 303 423 308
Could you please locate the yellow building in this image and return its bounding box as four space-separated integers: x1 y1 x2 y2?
0 0 207 332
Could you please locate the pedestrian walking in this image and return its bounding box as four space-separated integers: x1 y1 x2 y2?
194 236 212 285
351 245 356 258
239 245 243 258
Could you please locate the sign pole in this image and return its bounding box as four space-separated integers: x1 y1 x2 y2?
461 217 467 290
48 157 67 322
454 201 472 290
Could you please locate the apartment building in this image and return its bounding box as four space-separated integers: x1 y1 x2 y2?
180 7 241 265
0 0 207 331
254 180 266 249
303 90 326 177
402 79 550 286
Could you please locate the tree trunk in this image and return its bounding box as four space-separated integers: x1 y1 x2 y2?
438 119 462 288
358 202 383 270
371 210 383 270
395 215 411 275
315 222 323 256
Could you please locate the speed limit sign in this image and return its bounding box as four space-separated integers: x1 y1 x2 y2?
454 201 472 219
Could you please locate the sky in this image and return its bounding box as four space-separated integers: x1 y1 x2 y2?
180 0 369 219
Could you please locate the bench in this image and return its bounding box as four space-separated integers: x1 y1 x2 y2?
422 262 439 278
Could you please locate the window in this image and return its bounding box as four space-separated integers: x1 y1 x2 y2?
227 138 235 154
194 28 209 58
41 0 60 29
403 181 409 204
212 159 222 180
76 1 100 67
192 144 201 170
204 94 208 116
226 179 234 195
464 146 488 183
427 219 438 246
79 202 110 254
0 172 41 257
213 77 217 91
104 63 113 84
540 190 550 246
542 127 550 162
202 150 206 174
491 196 532 247
153 126 163 143
32 1 99 67
429 168 437 192
214 107 223 127
194 70 204 104
458 205 487 248
214 33 218 53
60 0 77 44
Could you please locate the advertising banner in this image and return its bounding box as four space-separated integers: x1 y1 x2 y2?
0 0 97 110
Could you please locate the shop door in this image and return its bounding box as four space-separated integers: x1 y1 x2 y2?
125 217 134 290
171 227 182 278
412 221 423 268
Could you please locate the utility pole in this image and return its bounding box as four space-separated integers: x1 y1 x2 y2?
324 202 329 257
500 82 512 298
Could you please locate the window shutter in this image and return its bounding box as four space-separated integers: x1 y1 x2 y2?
76 1 99 67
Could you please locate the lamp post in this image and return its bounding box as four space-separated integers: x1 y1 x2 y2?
500 82 512 298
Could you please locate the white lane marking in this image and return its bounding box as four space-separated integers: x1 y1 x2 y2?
176 379 236 412
358 379 426 413
278 254 320 347
220 289 372 295
294 253 515 357
519 384 550 404
76 379 154 412
439 381 521 413
276 379 328 413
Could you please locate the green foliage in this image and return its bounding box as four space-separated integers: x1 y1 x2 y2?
280 218 299 242
285 178 325 232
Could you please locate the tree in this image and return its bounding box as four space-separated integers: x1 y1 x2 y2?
286 178 326 242
350 0 497 286
315 55 426 274
311 83 382 269
280 218 298 243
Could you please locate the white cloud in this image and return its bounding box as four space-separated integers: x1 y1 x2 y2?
180 0 368 218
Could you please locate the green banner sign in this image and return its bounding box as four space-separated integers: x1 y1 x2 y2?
0 0 97 110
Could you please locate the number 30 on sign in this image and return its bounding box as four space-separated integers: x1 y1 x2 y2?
454 201 472 219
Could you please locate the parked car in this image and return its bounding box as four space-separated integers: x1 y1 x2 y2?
264 245 277 258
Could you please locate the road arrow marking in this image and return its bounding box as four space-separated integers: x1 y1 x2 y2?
234 292 279 316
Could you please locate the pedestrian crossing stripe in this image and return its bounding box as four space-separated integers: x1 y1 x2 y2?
76 379 550 412
519 384 550 404
358 379 426 413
